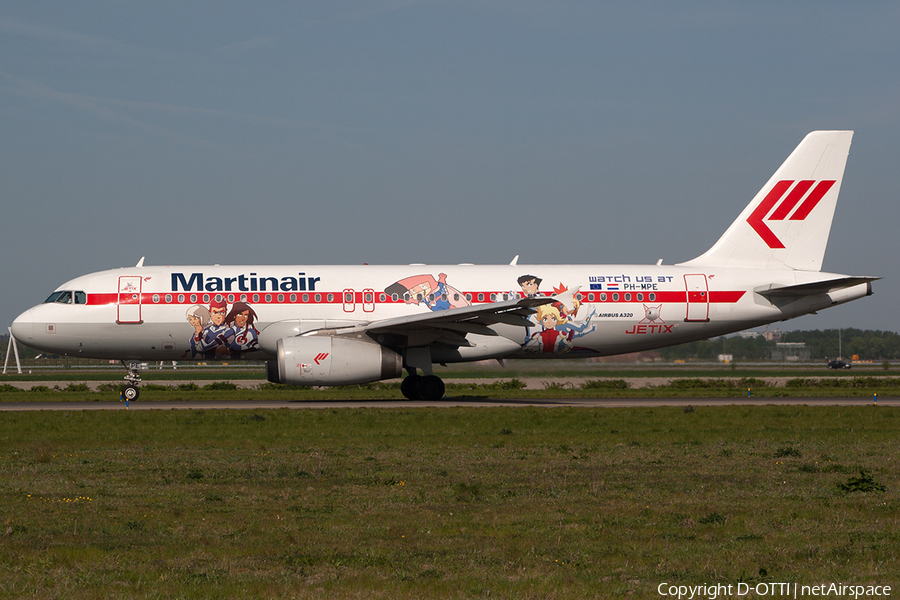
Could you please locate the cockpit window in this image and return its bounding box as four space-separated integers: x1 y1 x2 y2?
43 290 86 304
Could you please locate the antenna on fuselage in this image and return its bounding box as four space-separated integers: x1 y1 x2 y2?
510 255 519 266
135 257 145 268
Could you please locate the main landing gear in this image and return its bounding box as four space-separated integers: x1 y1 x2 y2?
121 360 142 401
400 372 445 401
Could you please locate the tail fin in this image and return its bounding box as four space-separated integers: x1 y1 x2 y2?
679 131 853 271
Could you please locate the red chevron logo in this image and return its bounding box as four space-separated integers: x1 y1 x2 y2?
746 180 835 249
314 353 329 365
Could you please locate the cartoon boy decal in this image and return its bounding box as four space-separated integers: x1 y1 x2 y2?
384 273 469 311
194 297 231 359
517 274 542 298
184 304 210 359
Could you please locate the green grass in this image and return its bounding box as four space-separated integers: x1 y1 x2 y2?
0 406 898 598
4 375 900 402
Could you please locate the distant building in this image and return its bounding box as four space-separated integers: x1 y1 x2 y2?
763 327 782 342
770 342 809 362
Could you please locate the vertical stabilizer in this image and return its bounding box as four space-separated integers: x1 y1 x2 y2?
679 131 853 271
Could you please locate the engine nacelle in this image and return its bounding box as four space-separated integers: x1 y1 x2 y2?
267 335 402 386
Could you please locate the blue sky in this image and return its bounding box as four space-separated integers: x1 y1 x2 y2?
1 2 898 333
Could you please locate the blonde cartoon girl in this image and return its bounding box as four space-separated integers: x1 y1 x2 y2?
525 304 573 354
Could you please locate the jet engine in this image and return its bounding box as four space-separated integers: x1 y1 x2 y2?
266 335 402 386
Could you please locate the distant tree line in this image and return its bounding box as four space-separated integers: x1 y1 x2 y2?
658 329 900 361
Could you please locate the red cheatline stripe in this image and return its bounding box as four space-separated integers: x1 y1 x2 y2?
87 289 746 306
790 180 835 221
746 180 793 249
769 180 814 221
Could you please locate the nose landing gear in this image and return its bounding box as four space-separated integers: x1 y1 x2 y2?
121 360 143 401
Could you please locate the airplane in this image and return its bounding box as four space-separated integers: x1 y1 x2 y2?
10 131 877 401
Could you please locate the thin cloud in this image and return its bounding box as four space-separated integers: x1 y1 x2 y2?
216 35 280 54
0 70 373 140
0 15 183 60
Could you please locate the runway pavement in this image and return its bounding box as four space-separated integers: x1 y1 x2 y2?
0 397 895 411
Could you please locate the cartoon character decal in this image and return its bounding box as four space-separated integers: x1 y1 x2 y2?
640 304 663 324
524 304 573 354
224 301 260 358
183 297 260 360
517 274 542 298
519 277 596 355
384 273 470 311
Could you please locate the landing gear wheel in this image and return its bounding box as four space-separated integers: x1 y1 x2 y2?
416 375 445 401
401 375 422 400
122 385 140 401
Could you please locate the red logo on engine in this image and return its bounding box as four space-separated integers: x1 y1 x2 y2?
314 353 329 365
746 180 835 249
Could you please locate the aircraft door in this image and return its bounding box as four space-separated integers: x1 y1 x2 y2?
117 276 143 324
363 288 375 313
684 274 709 322
343 288 356 313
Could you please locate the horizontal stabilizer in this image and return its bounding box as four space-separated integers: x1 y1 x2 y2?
755 276 879 298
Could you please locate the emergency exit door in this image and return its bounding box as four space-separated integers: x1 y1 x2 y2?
684 274 709 322
117 276 143 324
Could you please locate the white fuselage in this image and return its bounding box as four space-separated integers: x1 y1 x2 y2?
11 263 869 363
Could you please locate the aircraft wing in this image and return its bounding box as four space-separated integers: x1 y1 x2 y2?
306 296 555 348
755 276 880 298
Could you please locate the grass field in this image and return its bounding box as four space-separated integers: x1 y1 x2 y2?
0 405 897 598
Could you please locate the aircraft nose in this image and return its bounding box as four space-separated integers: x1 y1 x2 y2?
11 309 34 344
